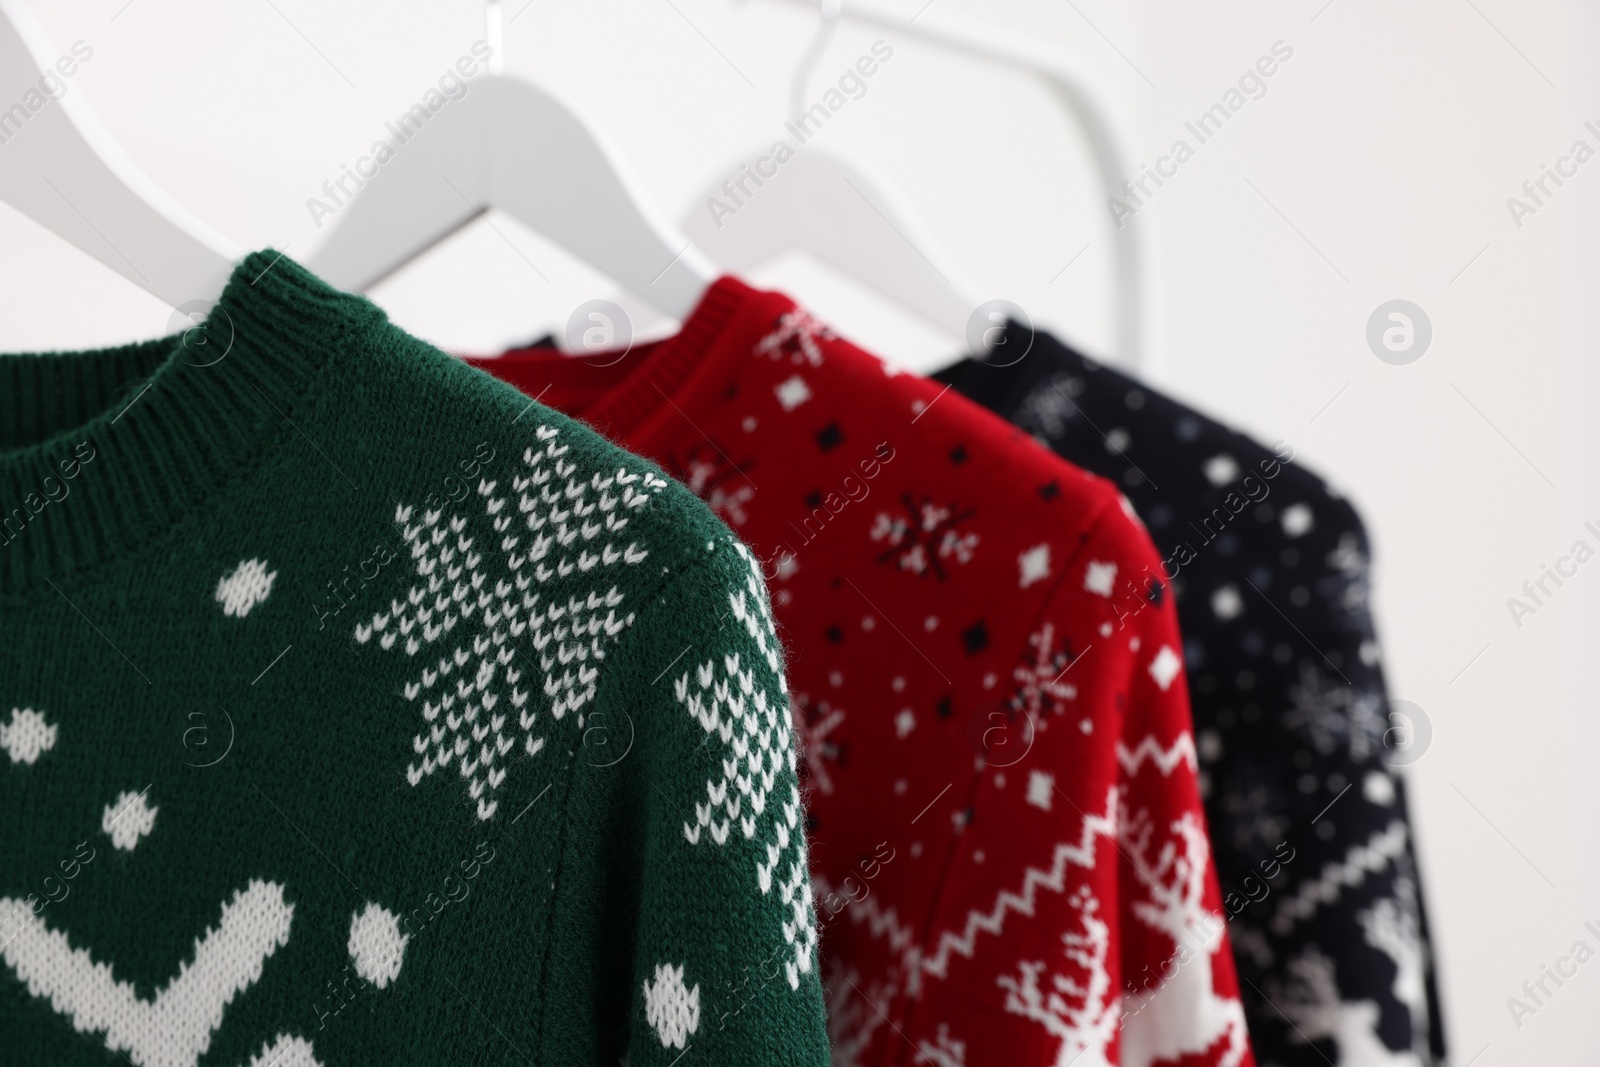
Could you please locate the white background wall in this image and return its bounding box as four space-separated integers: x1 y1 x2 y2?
2 1 1597 1063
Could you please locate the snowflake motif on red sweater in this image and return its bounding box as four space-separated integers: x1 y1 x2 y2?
675 440 755 528
754 309 836 366
868 494 979 579
1007 622 1078 721
791 692 846 796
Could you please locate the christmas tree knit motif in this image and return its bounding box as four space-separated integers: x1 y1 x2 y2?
673 543 817 992
354 424 667 821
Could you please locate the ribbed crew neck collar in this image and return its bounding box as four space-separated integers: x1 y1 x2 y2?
476 276 782 444
0 250 383 597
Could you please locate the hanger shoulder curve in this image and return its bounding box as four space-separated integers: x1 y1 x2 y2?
681 142 985 343
306 76 714 320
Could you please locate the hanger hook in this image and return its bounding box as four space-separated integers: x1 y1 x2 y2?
486 0 504 75
789 0 842 121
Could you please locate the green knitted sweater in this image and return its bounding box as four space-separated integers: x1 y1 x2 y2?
0 253 827 1067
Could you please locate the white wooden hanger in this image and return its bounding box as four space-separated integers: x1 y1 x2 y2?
306 1 714 320
772 0 1154 378
0 0 241 309
680 0 987 348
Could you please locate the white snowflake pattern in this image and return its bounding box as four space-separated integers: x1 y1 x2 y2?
1281 503 1315 538
1007 623 1077 719
678 441 755 528
1211 585 1243 620
869 495 978 579
792 692 846 796
1013 373 1082 439
753 308 836 366
1281 660 1385 761
1327 531 1375 619
673 544 815 992
1364 770 1396 806
354 425 667 821
1219 784 1290 851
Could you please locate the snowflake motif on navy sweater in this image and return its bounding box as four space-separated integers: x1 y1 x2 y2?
754 309 835 367
1281 661 1385 762
354 424 667 821
868 494 979 579
674 440 755 528
673 543 816 992
1219 782 1291 852
1006 622 1078 721
1013 372 1082 439
1325 531 1374 619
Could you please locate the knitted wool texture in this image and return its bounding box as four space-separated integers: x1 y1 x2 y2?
0 254 828 1067
935 326 1446 1067
467 278 1256 1067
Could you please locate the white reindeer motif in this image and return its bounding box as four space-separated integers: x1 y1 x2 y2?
996 885 1118 1067
1273 946 1424 1067
1117 808 1249 1067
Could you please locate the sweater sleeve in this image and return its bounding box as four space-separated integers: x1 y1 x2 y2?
1090 500 1256 1067
540 535 829 1066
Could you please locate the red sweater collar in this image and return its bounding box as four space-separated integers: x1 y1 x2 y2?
467 276 790 444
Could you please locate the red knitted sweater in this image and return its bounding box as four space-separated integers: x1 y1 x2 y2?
467 279 1254 1067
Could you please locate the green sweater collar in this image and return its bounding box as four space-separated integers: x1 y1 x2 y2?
0 251 383 597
